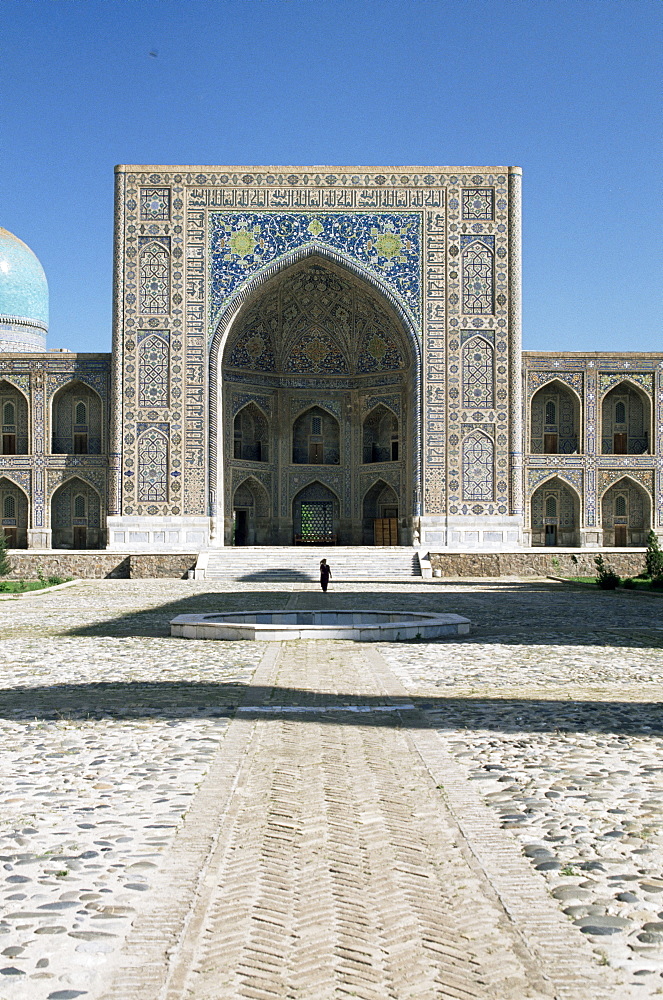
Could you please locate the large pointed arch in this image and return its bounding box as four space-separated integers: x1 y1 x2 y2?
209 246 422 531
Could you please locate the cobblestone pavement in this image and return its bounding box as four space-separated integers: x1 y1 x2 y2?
0 578 659 998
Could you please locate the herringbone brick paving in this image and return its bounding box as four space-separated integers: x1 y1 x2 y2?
99 633 616 1000
95 583 635 1000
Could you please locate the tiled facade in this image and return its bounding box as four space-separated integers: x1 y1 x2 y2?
0 165 660 551
0 354 110 549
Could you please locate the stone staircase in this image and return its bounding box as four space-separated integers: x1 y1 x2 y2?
197 546 421 582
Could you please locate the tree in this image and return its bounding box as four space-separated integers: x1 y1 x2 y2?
645 531 663 582
0 530 12 577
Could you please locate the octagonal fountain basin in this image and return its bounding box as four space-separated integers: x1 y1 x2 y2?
170 609 471 642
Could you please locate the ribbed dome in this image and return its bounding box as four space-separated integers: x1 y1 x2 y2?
0 227 48 351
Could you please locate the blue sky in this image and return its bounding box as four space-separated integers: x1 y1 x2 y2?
1 0 660 354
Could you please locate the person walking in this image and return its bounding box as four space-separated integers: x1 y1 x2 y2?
319 558 332 592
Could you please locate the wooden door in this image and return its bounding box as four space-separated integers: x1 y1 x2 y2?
73 526 87 549
614 433 627 455
544 434 558 454
544 524 557 546
3 528 17 548
614 525 627 546
309 442 323 464
373 518 398 545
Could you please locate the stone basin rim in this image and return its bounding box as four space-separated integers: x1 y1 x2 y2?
170 609 472 642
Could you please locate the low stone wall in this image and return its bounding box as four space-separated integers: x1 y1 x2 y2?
429 550 647 578
4 552 197 580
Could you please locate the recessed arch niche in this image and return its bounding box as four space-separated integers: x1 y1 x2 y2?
216 253 419 545
530 476 580 547
51 476 103 550
601 476 651 546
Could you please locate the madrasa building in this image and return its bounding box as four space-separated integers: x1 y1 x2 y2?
0 166 661 559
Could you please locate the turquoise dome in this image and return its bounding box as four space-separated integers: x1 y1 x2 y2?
0 227 48 330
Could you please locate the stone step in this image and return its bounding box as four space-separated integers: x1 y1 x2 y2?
201 546 421 580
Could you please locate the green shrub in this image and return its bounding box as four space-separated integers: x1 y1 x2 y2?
645 531 663 582
594 554 620 590
622 577 635 589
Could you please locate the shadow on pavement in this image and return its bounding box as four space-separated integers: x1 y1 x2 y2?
63 582 663 648
0 681 660 735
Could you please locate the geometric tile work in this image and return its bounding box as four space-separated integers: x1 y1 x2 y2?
462 336 494 407
462 188 494 220
0 354 110 540
116 166 518 528
209 212 422 330
523 353 662 539
138 333 169 407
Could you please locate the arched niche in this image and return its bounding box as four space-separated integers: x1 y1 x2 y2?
0 380 29 455
232 476 271 545
234 403 269 462
462 431 495 502
530 380 581 454
530 476 580 547
601 477 651 547
51 476 103 550
292 406 340 465
601 381 651 455
362 404 398 464
362 480 399 545
292 481 339 545
215 252 419 545
0 477 28 548
51 381 103 455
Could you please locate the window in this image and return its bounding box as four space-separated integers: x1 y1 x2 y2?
3 495 15 519
545 400 556 425
545 495 557 519
2 401 16 455
615 401 626 425
311 416 322 435
74 495 86 519
75 402 87 425
615 495 627 517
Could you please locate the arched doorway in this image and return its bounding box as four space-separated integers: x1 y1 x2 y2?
601 381 650 455
215 253 418 545
362 480 399 545
530 380 581 454
362 404 398 464
0 477 28 548
234 403 269 462
292 482 339 545
530 477 580 547
232 477 271 545
51 477 103 549
0 381 29 456
51 380 103 455
601 477 651 546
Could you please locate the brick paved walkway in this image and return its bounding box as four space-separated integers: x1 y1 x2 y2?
101 602 623 999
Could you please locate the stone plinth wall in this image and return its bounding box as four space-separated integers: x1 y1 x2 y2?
429 550 647 578
4 553 197 580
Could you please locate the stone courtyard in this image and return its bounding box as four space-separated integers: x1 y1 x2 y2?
0 577 662 998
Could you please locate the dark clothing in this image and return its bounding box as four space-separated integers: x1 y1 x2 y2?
320 562 332 592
